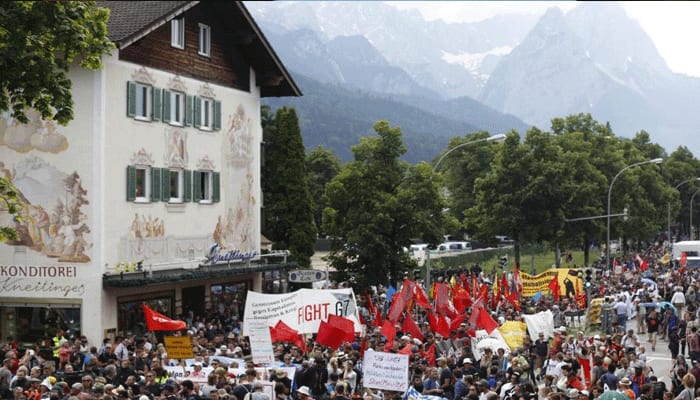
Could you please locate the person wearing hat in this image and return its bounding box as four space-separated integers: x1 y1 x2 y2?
462 358 479 377
619 377 636 400
296 386 314 400
271 369 291 393
566 388 580 399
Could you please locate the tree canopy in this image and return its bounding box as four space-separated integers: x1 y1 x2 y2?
0 1 114 125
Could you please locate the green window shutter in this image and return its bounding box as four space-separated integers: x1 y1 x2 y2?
126 166 136 201
127 82 136 118
162 90 171 123
152 88 162 121
213 100 222 131
150 167 162 201
212 172 220 203
185 95 193 126
161 169 171 202
193 171 202 202
184 169 192 202
193 96 201 129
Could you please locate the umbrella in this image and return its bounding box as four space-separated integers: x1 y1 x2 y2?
658 301 678 315
476 338 506 352
640 302 660 310
640 278 656 287
596 391 630 400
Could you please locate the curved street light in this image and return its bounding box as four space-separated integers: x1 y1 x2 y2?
424 133 506 288
691 188 700 240
433 134 506 173
668 178 700 247
606 158 663 268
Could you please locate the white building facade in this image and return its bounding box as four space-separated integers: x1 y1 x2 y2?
0 1 299 346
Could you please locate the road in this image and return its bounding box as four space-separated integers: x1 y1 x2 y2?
643 336 675 388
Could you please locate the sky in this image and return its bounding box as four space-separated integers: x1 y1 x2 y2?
388 1 700 78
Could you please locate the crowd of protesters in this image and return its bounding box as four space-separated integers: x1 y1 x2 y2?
2 242 700 400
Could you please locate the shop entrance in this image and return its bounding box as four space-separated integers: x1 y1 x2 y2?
0 302 81 349
182 285 205 317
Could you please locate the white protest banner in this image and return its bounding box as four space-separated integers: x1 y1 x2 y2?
183 366 213 384
243 288 361 334
362 351 409 392
163 366 186 382
522 310 554 341
248 322 276 364
470 329 510 361
208 356 241 367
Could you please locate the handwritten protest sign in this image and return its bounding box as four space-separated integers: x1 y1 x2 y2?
362 351 409 391
248 322 275 364
163 336 194 359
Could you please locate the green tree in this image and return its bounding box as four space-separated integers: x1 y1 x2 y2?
0 177 22 242
262 107 317 268
323 121 445 287
306 146 342 237
0 1 114 124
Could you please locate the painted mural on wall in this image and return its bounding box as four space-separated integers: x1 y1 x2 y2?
213 105 256 252
0 110 69 153
1 156 91 262
130 213 165 238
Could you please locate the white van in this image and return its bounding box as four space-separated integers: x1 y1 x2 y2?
437 241 472 252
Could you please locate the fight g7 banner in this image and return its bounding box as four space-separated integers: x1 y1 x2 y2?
243 288 361 334
520 268 583 298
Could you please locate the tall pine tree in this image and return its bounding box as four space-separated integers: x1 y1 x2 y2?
262 107 316 268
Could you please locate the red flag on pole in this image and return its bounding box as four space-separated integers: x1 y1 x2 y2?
449 314 467 330
680 252 688 267
401 314 424 341
413 284 431 309
143 304 187 331
476 305 500 334
381 320 397 347
270 320 306 351
422 343 436 366
327 314 355 344
452 284 472 313
436 315 451 338
316 320 345 349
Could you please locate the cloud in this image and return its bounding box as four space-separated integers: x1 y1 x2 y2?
0 110 69 153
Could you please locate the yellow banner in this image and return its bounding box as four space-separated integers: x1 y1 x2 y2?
498 320 528 350
588 298 604 324
520 268 583 298
163 336 194 359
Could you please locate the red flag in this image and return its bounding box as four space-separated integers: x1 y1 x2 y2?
476 283 489 305
398 344 413 355
401 314 424 341
143 304 187 331
434 282 457 317
373 307 383 328
365 292 377 318
512 264 522 295
476 305 500 334
506 291 521 312
327 314 355 344
680 252 688 267
388 280 415 322
270 320 306 351
452 284 472 313
381 320 397 347
427 311 439 332
436 315 451 338
316 320 345 349
450 314 467 330
422 343 436 366
636 254 649 271
575 292 587 309
500 273 509 299
548 274 560 303
413 284 431 309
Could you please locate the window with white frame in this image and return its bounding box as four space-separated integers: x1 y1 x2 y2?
169 90 186 126
195 170 212 203
134 166 150 202
168 169 184 203
171 18 185 49
198 23 211 56
199 97 213 130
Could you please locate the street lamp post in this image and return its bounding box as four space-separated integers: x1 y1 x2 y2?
690 189 700 240
668 178 700 247
606 158 663 268
425 133 507 288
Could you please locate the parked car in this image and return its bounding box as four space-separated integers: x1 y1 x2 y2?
437 241 472 252
495 235 514 245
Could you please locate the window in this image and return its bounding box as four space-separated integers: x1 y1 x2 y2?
198 23 211 56
168 169 184 202
194 170 220 203
127 166 162 203
194 97 221 131
171 18 185 49
199 97 213 130
127 82 161 121
169 91 186 126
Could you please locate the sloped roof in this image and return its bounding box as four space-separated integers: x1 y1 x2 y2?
96 1 300 97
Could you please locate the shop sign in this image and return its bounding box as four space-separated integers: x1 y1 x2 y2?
288 269 327 283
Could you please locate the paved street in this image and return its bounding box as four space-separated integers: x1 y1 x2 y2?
643 335 674 388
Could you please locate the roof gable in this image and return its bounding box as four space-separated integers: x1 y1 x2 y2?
97 1 300 97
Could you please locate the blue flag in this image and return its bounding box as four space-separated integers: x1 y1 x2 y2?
532 291 543 302
386 285 397 304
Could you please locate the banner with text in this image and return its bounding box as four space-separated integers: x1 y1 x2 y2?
243 288 361 334
362 351 409 392
520 268 583 298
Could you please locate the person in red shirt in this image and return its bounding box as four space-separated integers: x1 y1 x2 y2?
563 365 585 391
